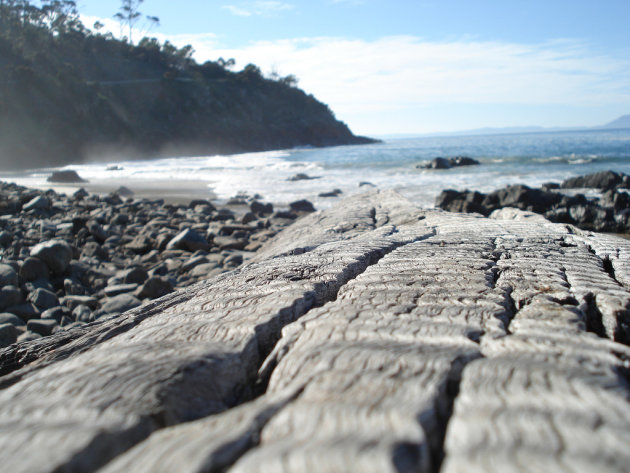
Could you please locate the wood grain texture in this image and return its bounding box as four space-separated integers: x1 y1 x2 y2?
0 195 629 473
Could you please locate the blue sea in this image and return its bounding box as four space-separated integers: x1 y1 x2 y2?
3 128 630 209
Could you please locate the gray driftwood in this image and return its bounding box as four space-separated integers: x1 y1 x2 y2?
1 190 630 473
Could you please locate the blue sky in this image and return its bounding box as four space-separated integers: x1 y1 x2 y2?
77 0 630 135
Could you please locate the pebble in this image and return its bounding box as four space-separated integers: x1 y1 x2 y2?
0 181 310 345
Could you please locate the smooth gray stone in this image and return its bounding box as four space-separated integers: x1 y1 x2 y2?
23 195 51 211
101 294 142 314
0 286 23 311
166 229 210 252
30 240 72 274
28 288 59 311
0 323 17 348
26 319 58 336
0 263 18 287
105 284 139 298
0 313 26 327
19 257 50 282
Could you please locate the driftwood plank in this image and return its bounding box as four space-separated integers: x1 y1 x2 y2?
0 190 423 473
0 195 629 473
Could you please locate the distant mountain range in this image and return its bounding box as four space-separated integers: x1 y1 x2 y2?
378 114 630 140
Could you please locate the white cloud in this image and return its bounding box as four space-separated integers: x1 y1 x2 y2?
75 18 630 133
200 36 630 131
222 1 294 17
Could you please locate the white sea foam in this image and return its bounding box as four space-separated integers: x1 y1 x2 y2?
2 129 629 210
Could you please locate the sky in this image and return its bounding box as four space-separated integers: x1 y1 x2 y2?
76 0 630 136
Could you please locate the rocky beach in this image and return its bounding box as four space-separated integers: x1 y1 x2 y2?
0 179 316 347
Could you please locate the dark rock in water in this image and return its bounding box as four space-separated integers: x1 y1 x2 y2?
250 201 273 215
23 195 51 212
290 200 316 213
0 323 18 348
28 288 60 311
167 228 210 252
30 239 73 274
47 170 87 183
27 318 58 336
20 257 50 282
418 156 480 170
561 170 630 191
0 263 19 287
135 276 173 300
288 173 320 181
319 189 343 198
106 165 124 171
436 172 630 233
0 312 26 327
101 294 141 314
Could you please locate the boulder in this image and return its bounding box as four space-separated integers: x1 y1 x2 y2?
0 263 18 287
418 156 480 169
101 294 142 314
22 195 51 212
104 284 139 298
289 199 316 213
119 267 149 285
166 228 210 252
6 303 40 321
30 239 73 274
126 234 153 254
288 173 320 181
135 277 174 300
19 257 50 282
250 201 273 215
561 170 630 191
27 318 58 336
0 312 26 327
28 288 60 311
0 286 23 311
0 323 18 348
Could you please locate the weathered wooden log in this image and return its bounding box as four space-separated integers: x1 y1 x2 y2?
1 190 630 473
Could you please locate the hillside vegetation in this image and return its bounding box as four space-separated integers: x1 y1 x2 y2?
0 1 374 170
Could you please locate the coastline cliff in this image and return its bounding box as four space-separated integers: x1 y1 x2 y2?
0 3 375 170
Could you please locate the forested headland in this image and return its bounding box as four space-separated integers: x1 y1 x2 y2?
0 1 375 170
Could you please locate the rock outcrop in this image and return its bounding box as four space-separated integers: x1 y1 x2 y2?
1 190 630 472
436 171 630 233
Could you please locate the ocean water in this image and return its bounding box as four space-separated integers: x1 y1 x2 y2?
3 128 630 209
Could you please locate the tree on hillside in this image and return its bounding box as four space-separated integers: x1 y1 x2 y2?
114 0 157 44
